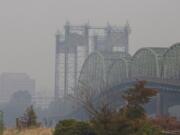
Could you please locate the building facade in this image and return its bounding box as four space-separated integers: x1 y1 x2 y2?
0 72 35 103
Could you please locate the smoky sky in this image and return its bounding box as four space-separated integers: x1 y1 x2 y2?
0 0 179 95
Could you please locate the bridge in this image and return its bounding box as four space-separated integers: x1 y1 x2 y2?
77 43 180 116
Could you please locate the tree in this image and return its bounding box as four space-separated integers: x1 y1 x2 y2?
118 80 161 135
0 111 3 135
23 105 38 127
122 80 158 119
76 81 118 135
77 80 161 135
152 116 180 130
3 91 32 127
54 119 96 135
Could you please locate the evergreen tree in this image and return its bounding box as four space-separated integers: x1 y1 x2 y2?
24 105 38 127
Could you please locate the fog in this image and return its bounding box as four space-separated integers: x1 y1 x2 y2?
0 0 179 94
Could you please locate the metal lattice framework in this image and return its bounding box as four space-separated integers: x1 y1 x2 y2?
55 22 130 98
78 51 131 94
163 43 180 79
131 47 167 78
78 43 180 94
78 52 106 94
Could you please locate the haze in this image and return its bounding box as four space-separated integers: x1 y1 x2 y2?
0 0 179 95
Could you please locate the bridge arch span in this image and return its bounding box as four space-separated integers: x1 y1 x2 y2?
107 58 129 88
78 51 106 93
78 51 131 93
163 43 180 80
131 47 167 78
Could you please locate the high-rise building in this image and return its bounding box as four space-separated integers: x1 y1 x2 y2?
0 72 35 103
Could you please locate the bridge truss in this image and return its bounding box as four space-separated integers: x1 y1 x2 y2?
79 43 180 89
78 43 180 116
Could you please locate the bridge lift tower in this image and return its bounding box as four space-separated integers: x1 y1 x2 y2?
55 22 130 99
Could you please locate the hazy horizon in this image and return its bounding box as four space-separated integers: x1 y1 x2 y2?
0 0 179 95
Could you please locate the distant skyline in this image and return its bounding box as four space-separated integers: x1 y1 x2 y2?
0 0 179 95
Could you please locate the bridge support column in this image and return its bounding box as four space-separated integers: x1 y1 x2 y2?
156 93 161 116
156 92 170 116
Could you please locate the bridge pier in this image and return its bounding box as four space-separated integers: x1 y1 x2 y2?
158 92 169 116
156 90 180 117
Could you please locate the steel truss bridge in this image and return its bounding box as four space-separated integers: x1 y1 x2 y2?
77 43 180 116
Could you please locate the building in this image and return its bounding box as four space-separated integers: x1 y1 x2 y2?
55 22 130 99
0 72 35 103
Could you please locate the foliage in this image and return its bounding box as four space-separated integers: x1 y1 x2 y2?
135 121 162 135
23 105 38 128
152 116 180 130
89 80 161 135
90 110 162 135
16 105 39 129
54 119 96 135
3 91 32 127
123 81 158 106
59 81 162 135
122 80 158 119
120 81 161 135
0 111 3 135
